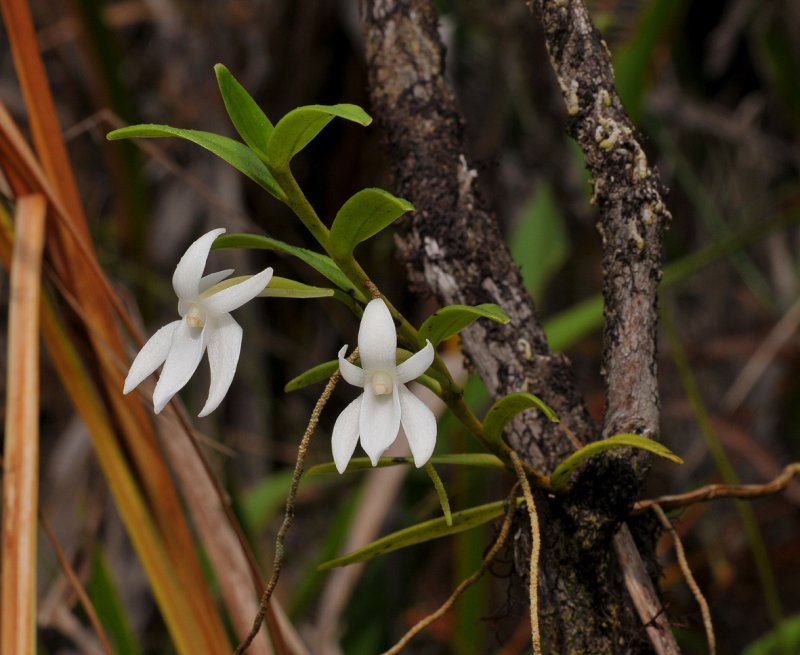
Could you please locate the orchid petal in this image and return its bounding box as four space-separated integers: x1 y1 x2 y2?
399 385 437 467
202 267 273 316
396 339 435 383
332 395 362 473
172 228 226 299
199 269 234 293
152 319 207 413
198 314 243 417
123 320 181 394
359 384 401 465
338 345 365 387
358 299 396 371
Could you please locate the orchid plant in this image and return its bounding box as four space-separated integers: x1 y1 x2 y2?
110 63 678 592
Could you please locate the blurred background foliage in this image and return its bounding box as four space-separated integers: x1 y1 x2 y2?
1 0 800 653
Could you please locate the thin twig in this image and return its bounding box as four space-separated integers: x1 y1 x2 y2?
652 505 716 655
510 451 542 655
234 351 355 654
634 463 800 514
381 484 520 655
39 513 115 655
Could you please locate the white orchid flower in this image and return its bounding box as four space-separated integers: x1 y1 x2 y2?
123 228 272 417
333 298 437 473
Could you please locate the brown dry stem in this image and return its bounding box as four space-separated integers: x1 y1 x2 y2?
634 463 800 514
234 351 357 654
652 505 716 655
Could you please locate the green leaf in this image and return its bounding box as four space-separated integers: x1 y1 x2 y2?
259 276 334 299
107 124 285 201
106 124 282 199
510 182 570 303
213 233 364 299
483 392 559 448
550 433 683 490
330 188 413 255
418 303 510 348
424 462 452 526
318 497 520 570
743 613 800 655
284 360 339 392
88 548 142 655
305 453 505 477
267 104 372 169
214 63 274 161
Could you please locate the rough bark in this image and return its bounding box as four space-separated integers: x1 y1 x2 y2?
360 1 678 652
530 0 670 451
361 0 592 472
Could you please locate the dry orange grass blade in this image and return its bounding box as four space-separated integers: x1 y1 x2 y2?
0 111 229 655
0 101 289 654
1 3 297 648
0 204 206 654
0 0 87 237
157 407 278 655
0 1 232 645
1 194 46 655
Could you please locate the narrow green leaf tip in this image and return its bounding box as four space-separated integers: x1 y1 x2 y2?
213 233 363 298
267 103 372 169
213 63 274 161
106 124 285 201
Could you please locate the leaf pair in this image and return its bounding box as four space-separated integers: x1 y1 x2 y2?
109 64 416 258
107 64 370 198
219 65 416 251
314 433 683 570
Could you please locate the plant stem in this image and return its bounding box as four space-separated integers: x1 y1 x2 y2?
271 168 331 249
271 166 550 485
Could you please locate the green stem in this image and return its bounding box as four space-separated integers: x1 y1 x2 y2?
271 168 331 250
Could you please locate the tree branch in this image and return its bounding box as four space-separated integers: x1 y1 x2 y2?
528 0 670 452
360 0 594 474
360 1 677 652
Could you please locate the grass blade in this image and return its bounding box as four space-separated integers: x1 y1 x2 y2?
1 194 45 655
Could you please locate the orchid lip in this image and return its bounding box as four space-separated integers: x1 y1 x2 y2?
369 370 394 395
185 303 206 328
